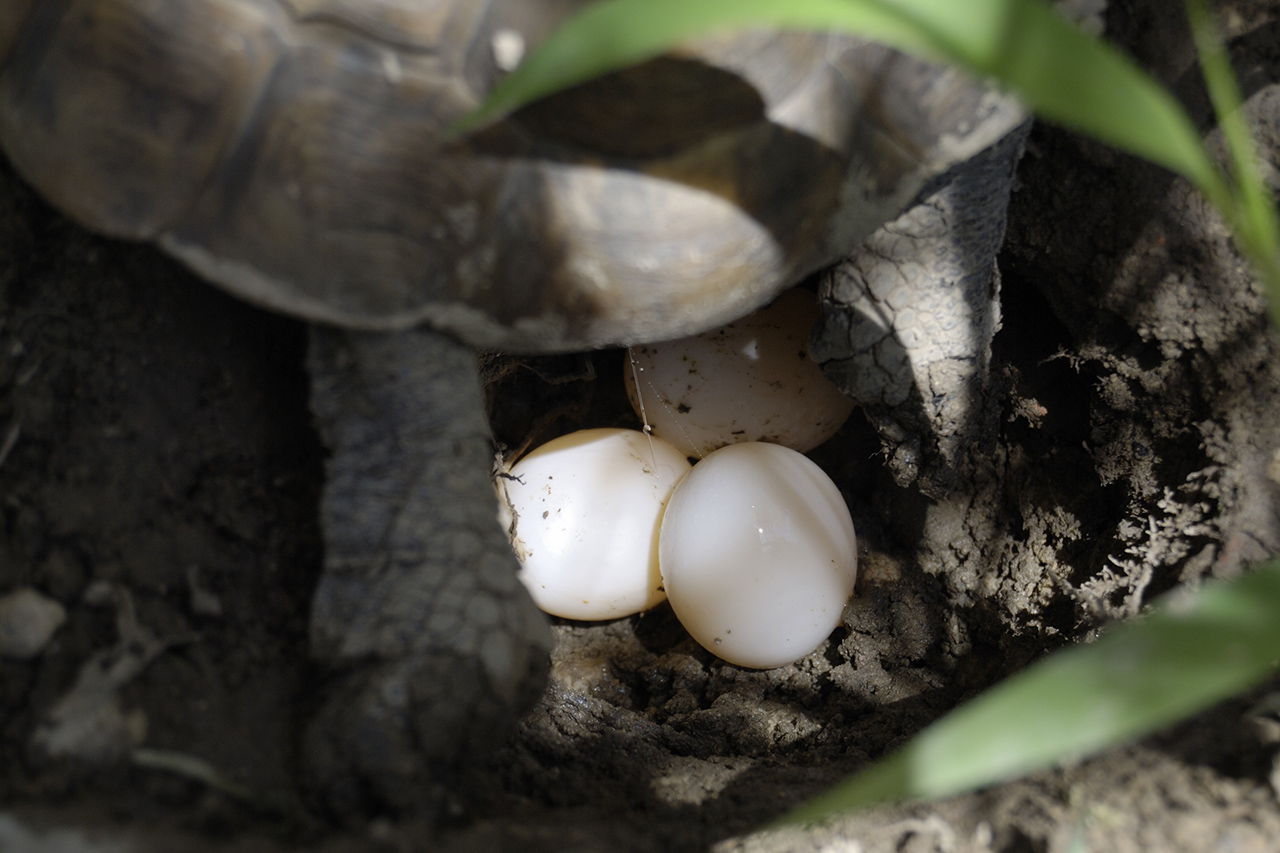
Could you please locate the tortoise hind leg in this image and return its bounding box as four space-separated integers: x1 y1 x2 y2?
811 122 1031 498
302 324 551 818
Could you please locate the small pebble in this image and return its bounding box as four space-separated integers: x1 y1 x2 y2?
0 587 66 659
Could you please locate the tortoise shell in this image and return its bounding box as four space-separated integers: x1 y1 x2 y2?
0 0 1023 351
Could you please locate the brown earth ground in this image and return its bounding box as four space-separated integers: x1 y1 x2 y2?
4 2 1280 851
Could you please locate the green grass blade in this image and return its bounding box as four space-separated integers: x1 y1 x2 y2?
465 0 1221 198
455 0 945 133
776 560 1280 825
1185 0 1280 326
1186 0 1276 232
466 0 1280 321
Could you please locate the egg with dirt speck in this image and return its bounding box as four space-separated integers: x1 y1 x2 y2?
500 428 690 620
625 289 854 459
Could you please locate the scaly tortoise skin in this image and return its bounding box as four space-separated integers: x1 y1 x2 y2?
1 0 1025 817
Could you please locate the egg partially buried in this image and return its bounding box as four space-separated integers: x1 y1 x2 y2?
659 442 857 668
500 428 691 620
625 289 854 458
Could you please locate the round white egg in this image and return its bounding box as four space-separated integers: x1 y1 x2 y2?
500 428 691 620
625 289 854 458
659 442 857 668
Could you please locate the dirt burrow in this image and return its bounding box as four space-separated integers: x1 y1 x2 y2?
2 1 1280 851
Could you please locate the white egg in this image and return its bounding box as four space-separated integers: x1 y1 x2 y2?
625 289 854 458
500 428 691 620
659 442 857 668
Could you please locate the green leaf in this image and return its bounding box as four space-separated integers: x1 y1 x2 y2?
456 0 946 133
776 560 1280 825
1184 0 1280 327
465 0 1221 197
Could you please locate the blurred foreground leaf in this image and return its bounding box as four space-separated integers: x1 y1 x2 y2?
466 0 1220 198
777 560 1280 825
466 0 1279 312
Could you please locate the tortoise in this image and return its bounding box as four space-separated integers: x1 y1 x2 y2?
0 0 1027 818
